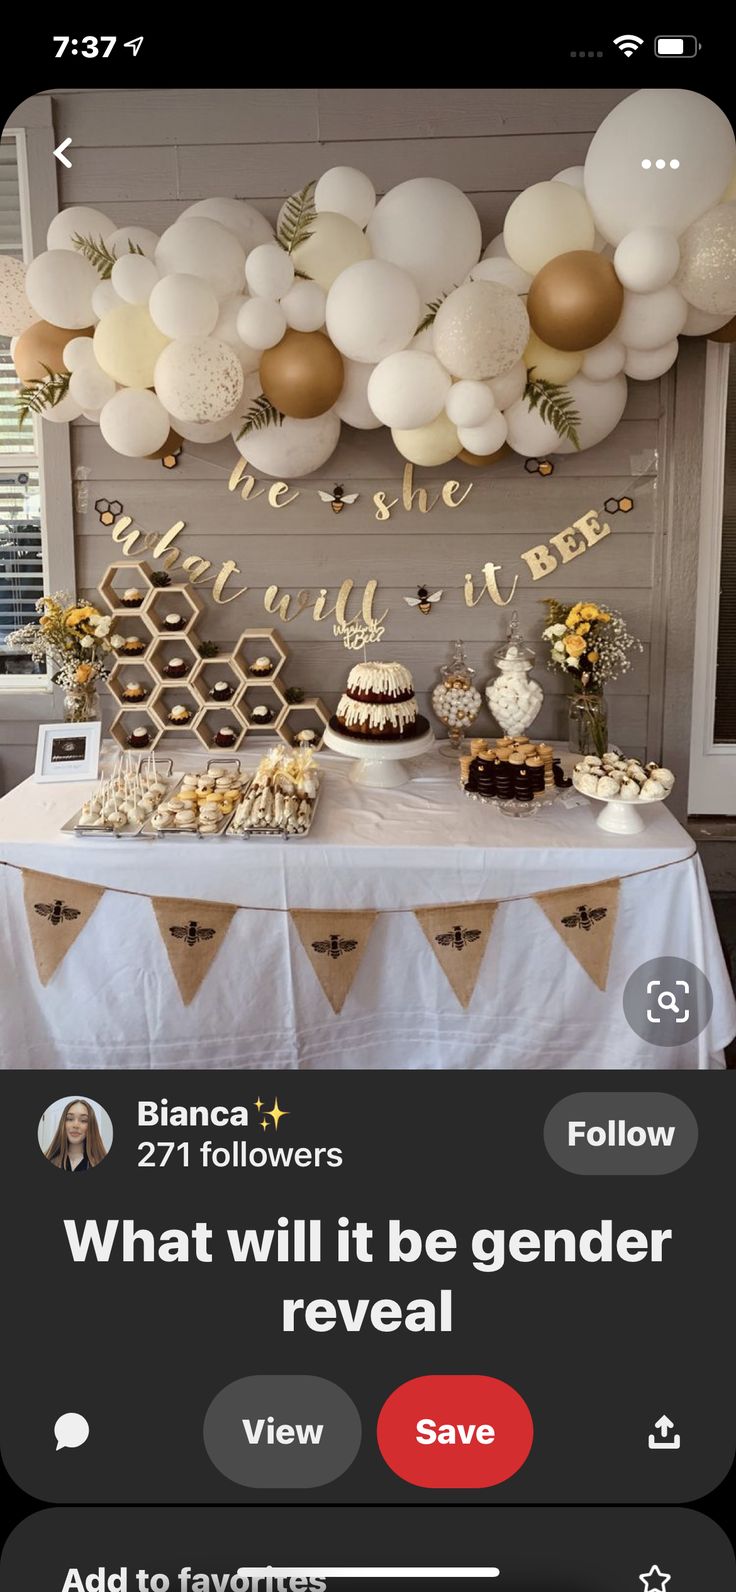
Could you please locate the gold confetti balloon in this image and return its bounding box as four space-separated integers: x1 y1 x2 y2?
675 204 736 318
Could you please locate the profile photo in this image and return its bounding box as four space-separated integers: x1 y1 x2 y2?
38 1096 113 1172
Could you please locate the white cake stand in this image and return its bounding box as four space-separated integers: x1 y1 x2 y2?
572 775 670 835
323 723 435 788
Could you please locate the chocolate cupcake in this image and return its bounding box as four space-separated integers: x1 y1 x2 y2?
121 587 143 608
250 704 274 725
163 657 188 678
122 682 147 702
120 637 146 655
210 680 234 701
128 726 150 748
168 704 192 724
249 655 274 676
163 612 185 631
215 725 237 747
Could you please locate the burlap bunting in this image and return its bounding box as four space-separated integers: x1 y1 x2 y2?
290 909 377 1013
151 896 237 1005
22 868 104 986
534 878 620 991
414 901 498 1008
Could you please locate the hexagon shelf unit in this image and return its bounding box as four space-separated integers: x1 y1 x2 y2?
278 698 330 750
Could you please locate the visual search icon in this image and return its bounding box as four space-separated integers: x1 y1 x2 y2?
54 1412 89 1451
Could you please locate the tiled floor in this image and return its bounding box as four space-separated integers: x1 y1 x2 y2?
710 893 736 1066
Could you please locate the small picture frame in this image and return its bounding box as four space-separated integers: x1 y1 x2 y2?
34 721 101 783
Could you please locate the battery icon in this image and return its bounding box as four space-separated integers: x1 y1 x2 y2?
655 34 700 55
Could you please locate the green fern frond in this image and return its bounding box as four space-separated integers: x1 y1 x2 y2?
276 182 317 256
71 232 118 278
16 366 71 426
127 240 145 255
416 293 448 333
524 368 581 449
236 394 284 440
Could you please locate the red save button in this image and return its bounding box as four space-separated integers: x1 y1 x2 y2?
377 1374 533 1489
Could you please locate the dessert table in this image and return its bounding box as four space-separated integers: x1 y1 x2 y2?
0 743 733 1071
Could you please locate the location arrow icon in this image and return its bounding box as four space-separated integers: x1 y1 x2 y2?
124 36 144 55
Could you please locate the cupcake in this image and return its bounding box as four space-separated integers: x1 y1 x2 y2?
250 704 274 725
163 657 188 678
215 725 237 747
294 728 316 745
211 680 234 701
250 655 274 676
121 587 143 608
122 682 147 702
121 636 146 655
168 704 192 724
163 612 185 631
128 726 150 748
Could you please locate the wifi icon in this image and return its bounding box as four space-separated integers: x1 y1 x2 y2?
614 33 644 55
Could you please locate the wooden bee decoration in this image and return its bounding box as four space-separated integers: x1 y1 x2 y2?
405 585 443 615
318 485 359 514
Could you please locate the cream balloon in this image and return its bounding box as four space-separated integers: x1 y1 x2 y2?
483 234 509 259
433 280 529 380
155 337 244 423
722 168 736 204
25 250 98 329
155 219 245 300
681 303 732 336
94 304 170 387
47 206 116 252
504 182 595 275
0 256 35 337
409 328 436 351
505 397 563 457
367 177 482 303
245 243 295 301
584 89 736 245
674 205 736 316
615 285 688 350
92 280 121 320
367 350 451 428
315 166 376 229
179 198 274 256
334 358 382 429
106 226 159 260
236 298 286 351
69 363 116 411
457 411 508 455
581 336 626 380
149 274 219 339
326 259 420 363
486 359 526 409
624 340 679 380
232 409 341 476
213 295 261 374
445 380 496 428
391 411 460 466
613 228 680 293
553 167 608 251
291 211 371 292
524 332 583 383
556 372 628 454
175 412 243 443
41 390 83 423
281 280 327 332
100 388 170 457
63 335 98 372
110 253 160 305
470 257 532 294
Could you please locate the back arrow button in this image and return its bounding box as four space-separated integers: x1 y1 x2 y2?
53 138 73 168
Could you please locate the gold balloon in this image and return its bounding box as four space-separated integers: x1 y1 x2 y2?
528 251 624 352
13 320 93 383
457 443 510 468
708 315 736 343
259 329 344 419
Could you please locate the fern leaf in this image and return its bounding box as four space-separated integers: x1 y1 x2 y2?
416 293 447 334
127 240 145 255
71 232 118 278
16 367 71 426
236 394 284 440
276 182 317 256
524 369 581 449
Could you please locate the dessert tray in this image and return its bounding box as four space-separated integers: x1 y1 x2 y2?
62 757 176 837
571 755 675 834
464 787 565 820
139 759 246 839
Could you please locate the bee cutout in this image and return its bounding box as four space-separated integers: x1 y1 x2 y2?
169 921 217 948
561 905 608 933
405 585 444 615
435 924 483 952
311 934 359 959
318 485 359 514
34 899 81 928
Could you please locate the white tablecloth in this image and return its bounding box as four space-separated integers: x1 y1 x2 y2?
0 745 733 1070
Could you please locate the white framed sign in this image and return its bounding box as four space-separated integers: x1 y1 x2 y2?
34 721 101 783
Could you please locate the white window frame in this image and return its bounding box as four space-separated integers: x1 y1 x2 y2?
689 341 734 814
1 98 76 718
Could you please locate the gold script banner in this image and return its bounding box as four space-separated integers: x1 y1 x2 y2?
414 901 498 1009
535 878 620 991
22 868 104 985
290 908 377 1014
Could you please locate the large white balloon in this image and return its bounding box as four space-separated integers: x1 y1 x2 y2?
245 243 295 300
433 280 529 380
367 350 451 428
106 226 159 260
25 250 98 328
47 206 116 252
155 219 245 300
505 397 563 457
458 411 508 455
110 252 160 305
446 380 496 428
675 205 736 316
584 89 736 245
624 341 679 380
42 390 83 424
92 280 121 320
470 256 532 294
581 336 626 380
553 166 608 250
0 257 35 337
232 409 341 475
614 228 680 293
179 198 274 256
367 178 482 303
155 337 244 423
504 182 595 275
615 285 688 350
212 295 261 374
556 373 628 453
149 274 219 339
486 359 526 410
281 280 327 332
681 303 732 336
63 336 98 372
315 166 376 229
100 388 170 457
69 363 116 411
291 212 371 292
326 259 420 363
483 234 509 260
334 359 382 429
175 413 243 443
236 298 286 351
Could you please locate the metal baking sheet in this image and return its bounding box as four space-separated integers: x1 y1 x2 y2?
62 758 176 838
139 759 248 838
224 779 322 840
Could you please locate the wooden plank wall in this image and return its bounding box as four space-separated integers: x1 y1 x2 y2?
6 86 675 782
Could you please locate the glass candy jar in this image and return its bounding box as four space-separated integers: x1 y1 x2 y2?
486 613 543 738
431 640 483 757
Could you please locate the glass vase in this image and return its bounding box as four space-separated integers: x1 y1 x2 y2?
568 691 608 758
64 682 101 723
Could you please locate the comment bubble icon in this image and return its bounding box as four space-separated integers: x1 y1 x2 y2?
54 1412 89 1452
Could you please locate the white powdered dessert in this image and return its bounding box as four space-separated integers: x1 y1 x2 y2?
335 661 420 740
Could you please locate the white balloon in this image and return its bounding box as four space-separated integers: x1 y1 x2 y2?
483 234 509 259
615 285 688 350
232 409 341 476
433 280 529 380
326 259 420 363
69 363 116 411
556 373 629 453
155 219 245 300
245 242 295 300
581 336 626 380
100 388 170 456
505 397 563 456
236 298 286 351
681 303 732 336
174 412 242 443
291 212 371 292
553 165 586 191
155 338 244 423
458 411 508 454
504 182 595 275
445 380 495 428
110 253 160 305
624 340 680 379
614 228 680 293
470 256 532 294
486 359 526 410
315 166 376 228
409 328 436 351
584 89 736 245
25 250 98 329
281 280 327 332
149 273 219 339
367 350 451 429
92 280 121 320
62 336 98 372
47 206 115 252
367 177 482 303
334 358 382 429
42 390 83 423
179 198 274 256
212 294 261 374
106 226 159 260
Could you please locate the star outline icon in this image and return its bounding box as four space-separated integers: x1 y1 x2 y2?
640 1567 671 1591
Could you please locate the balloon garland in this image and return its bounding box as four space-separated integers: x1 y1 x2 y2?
2 89 735 474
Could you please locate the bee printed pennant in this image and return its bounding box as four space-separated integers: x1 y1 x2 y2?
534 878 620 991
414 901 498 1009
22 869 105 986
290 909 377 1013
151 896 237 1005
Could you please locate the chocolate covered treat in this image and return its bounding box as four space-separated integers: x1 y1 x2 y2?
211 680 234 701
163 612 185 631
494 760 514 799
129 726 150 748
526 755 546 795
475 754 497 796
215 725 237 747
553 758 573 788
163 657 188 678
250 704 274 725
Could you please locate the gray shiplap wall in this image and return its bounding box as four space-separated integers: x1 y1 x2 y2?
5 86 679 784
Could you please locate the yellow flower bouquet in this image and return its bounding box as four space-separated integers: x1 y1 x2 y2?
6 593 124 721
542 598 642 756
